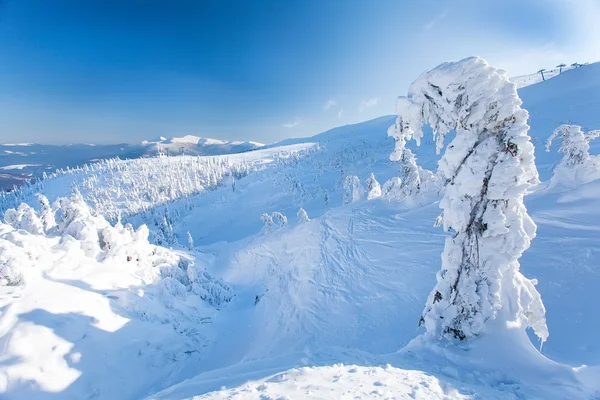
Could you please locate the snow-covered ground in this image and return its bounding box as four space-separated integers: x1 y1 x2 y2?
510 64 579 88
0 136 263 191
1 61 600 399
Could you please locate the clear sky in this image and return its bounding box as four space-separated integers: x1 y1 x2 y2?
0 0 598 145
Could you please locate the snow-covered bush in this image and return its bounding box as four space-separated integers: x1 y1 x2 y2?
365 173 382 200
343 176 363 204
395 57 547 342
4 203 44 235
546 124 600 185
297 207 310 223
0 196 234 307
188 263 234 305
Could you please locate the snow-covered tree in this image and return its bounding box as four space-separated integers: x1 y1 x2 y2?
4 203 44 235
365 173 382 200
546 124 600 184
261 213 274 233
297 207 310 223
381 177 402 198
37 194 56 233
343 176 363 204
271 212 287 227
386 111 440 204
187 231 194 250
261 212 287 233
395 57 547 342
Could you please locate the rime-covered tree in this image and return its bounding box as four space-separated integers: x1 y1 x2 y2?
381 177 402 198
271 212 287 227
6 203 44 235
387 108 438 203
187 231 194 250
365 173 382 200
395 57 547 342
261 213 274 233
546 124 600 184
37 194 57 233
343 176 363 204
297 207 310 223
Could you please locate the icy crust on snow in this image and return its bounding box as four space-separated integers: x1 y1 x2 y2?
0 194 233 305
393 57 547 342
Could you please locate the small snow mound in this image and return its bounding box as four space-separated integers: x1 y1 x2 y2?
195 364 471 399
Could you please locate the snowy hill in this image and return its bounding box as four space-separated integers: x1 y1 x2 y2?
141 135 263 157
1 59 600 399
0 136 263 192
510 63 583 88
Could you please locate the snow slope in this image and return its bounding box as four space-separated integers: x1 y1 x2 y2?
0 136 263 192
141 135 263 157
510 64 585 88
1 62 600 399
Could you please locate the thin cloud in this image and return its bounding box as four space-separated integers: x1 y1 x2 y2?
424 12 446 30
323 99 337 111
358 98 379 113
282 117 301 128
337 109 344 119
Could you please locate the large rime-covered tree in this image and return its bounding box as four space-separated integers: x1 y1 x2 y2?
394 57 547 342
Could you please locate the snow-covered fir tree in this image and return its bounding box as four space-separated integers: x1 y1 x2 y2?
343 176 363 204
365 173 382 200
546 124 600 184
386 112 438 203
187 231 194 250
297 207 310 223
381 177 402 198
394 57 547 342
4 203 44 235
261 213 274 233
37 194 56 233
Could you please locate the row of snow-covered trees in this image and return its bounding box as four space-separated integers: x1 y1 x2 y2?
0 155 261 222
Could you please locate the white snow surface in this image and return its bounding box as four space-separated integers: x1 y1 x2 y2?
141 135 263 157
0 164 41 170
1 61 600 399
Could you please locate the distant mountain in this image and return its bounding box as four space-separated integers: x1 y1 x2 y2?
140 135 263 157
0 136 263 191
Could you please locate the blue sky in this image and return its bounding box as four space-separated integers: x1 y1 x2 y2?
0 0 598 144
